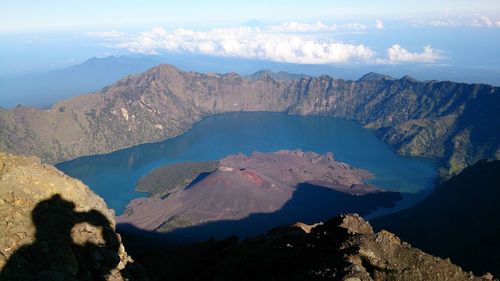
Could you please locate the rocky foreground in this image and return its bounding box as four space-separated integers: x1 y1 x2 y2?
0 153 146 281
0 152 496 280
137 213 495 281
1 65 498 178
117 150 398 236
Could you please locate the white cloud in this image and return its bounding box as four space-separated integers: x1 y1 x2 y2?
479 15 500 27
267 21 366 33
99 26 375 64
412 16 500 28
375 20 384 30
384 45 442 63
86 22 444 65
267 21 330 33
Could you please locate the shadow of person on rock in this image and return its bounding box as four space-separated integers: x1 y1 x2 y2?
0 194 125 281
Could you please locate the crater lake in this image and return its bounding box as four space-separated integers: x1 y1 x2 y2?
57 112 438 215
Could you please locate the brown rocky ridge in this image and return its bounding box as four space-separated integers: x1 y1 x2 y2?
0 65 498 178
0 152 147 281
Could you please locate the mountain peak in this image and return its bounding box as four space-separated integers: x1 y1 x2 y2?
358 72 394 82
242 19 265 27
400 74 418 82
248 69 307 81
140 63 185 80
151 63 183 73
248 69 274 79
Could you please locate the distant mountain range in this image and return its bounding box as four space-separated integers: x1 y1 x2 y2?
2 55 500 109
246 69 308 81
0 64 498 179
0 56 160 108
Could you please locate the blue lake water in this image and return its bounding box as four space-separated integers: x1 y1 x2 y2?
57 112 438 214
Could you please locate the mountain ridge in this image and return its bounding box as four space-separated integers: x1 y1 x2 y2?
0 63 498 178
124 213 495 281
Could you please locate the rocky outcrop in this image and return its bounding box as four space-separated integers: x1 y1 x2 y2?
372 160 500 277
0 64 498 178
0 153 146 280
136 214 495 281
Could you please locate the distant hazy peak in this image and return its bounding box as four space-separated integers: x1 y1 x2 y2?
399 74 418 82
250 69 273 75
358 72 395 82
242 19 266 27
248 69 308 81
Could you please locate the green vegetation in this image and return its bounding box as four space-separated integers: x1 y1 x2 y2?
136 161 219 197
155 215 193 233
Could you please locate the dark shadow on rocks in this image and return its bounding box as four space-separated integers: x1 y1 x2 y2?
372 160 500 277
118 183 403 255
185 172 212 189
0 194 144 281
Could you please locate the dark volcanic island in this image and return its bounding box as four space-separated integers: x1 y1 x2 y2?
117 150 402 241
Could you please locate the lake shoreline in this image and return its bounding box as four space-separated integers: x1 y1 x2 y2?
57 112 438 214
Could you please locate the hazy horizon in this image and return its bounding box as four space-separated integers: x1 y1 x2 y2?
1 1 500 71
1 0 500 108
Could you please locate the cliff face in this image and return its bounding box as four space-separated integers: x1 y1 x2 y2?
0 153 146 281
0 64 498 177
372 160 500 277
136 214 494 281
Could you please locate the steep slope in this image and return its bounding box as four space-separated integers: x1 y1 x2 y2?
136 214 494 281
0 65 289 164
0 64 498 178
372 160 500 276
0 153 146 280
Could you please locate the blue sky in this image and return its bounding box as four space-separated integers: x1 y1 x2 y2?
0 1 499 81
2 0 500 32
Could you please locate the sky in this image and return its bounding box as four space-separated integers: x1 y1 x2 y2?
0 1 499 79
1 0 500 32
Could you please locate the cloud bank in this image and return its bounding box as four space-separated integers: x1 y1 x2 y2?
412 15 500 28
385 45 442 63
266 21 367 33
86 21 443 65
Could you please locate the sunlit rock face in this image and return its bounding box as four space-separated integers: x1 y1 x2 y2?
0 153 146 281
0 64 498 178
